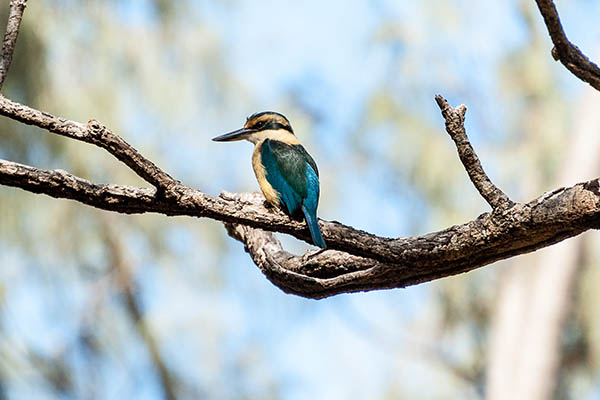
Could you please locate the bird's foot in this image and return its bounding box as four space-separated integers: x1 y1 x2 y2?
263 199 275 209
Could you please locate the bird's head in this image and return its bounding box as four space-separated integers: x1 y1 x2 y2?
212 111 296 144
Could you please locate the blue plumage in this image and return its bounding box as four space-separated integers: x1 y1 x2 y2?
261 139 326 248
260 141 303 215
301 164 325 249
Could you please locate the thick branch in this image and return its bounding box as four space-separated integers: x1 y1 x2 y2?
0 95 177 191
224 183 600 298
435 95 513 210
0 93 517 263
3 159 600 298
0 0 597 298
535 0 600 91
225 222 396 298
0 159 397 262
0 0 26 89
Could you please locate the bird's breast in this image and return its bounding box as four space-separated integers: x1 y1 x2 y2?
252 141 280 206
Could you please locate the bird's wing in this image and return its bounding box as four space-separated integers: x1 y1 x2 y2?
260 139 319 215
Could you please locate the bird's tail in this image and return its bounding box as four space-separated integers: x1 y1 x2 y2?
302 205 326 249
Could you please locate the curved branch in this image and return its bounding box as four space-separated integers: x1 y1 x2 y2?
535 0 600 91
224 184 600 298
3 159 600 298
1 0 599 298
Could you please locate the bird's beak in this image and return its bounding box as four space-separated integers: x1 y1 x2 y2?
212 128 255 142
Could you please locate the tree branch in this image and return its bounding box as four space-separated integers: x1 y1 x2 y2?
223 182 600 298
535 0 600 91
2 0 600 298
0 95 178 191
0 0 27 89
0 93 514 264
0 158 401 263
435 95 513 210
4 158 599 299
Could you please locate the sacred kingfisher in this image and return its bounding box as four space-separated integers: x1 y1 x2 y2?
213 111 326 248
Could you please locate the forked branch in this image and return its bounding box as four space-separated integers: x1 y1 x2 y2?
0 0 600 298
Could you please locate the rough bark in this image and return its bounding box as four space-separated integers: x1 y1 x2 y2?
3 158 600 298
0 0 599 298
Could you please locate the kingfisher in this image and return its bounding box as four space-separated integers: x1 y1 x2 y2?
212 111 326 248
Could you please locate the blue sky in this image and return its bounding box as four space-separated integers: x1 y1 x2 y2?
2 0 600 398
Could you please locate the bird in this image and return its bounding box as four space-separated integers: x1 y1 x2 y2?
212 111 326 248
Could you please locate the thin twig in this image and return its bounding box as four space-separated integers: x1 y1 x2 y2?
535 0 600 91
435 95 513 210
0 0 27 89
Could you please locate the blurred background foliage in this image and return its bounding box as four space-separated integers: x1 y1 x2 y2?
0 0 599 399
